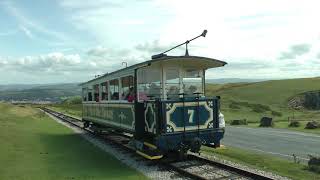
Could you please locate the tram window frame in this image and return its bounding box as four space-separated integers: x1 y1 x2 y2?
82 88 88 101
100 81 108 101
182 69 203 96
121 75 134 101
137 68 162 101
110 79 119 100
93 84 99 102
88 92 93 101
165 67 180 99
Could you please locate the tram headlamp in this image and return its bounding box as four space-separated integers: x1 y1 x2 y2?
219 112 225 128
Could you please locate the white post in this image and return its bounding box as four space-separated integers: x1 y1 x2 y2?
162 65 167 100
118 78 122 100
179 67 184 96
107 81 110 101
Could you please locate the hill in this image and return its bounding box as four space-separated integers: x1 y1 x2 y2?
206 78 267 84
0 83 81 102
206 77 320 122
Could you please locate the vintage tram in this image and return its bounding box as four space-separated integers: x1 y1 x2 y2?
80 31 227 159
81 55 226 159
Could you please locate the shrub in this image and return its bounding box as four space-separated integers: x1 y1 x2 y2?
63 96 82 105
288 121 300 127
230 119 248 125
229 103 241 109
259 117 274 127
271 111 282 117
304 91 320 110
305 121 320 129
308 155 320 174
251 104 271 113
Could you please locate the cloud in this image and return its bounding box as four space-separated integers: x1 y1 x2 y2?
279 44 311 60
87 46 131 58
3 1 69 42
2 51 138 77
0 60 8 66
135 40 166 53
60 0 122 10
3 52 81 74
19 25 33 39
135 40 187 55
87 46 109 57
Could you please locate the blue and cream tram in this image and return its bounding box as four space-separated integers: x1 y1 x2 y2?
81 55 226 159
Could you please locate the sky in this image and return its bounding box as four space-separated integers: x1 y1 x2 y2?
1 0 320 84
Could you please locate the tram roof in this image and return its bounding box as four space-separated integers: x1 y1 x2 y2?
80 55 227 85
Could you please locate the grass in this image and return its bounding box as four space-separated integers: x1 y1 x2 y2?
243 121 320 135
0 103 146 180
202 146 320 180
48 103 82 119
206 78 320 134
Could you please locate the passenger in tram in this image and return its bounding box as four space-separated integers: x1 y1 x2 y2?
139 86 149 101
187 85 198 95
125 87 135 102
111 92 119 100
167 86 179 99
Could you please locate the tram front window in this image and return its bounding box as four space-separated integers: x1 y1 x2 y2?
166 68 180 99
137 68 161 101
183 69 203 96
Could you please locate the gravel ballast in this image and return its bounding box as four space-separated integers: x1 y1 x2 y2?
45 111 290 180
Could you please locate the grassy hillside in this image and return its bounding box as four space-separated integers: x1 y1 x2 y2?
0 103 145 179
0 83 81 101
49 96 83 118
206 77 320 123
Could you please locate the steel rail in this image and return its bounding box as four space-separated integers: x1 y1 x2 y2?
40 107 274 180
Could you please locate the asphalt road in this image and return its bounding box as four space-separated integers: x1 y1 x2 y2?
222 126 320 163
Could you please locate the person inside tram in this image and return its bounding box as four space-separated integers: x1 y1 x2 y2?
139 86 148 101
167 86 179 99
188 85 198 95
125 87 135 102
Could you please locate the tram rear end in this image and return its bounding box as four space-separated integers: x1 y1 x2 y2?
134 97 225 158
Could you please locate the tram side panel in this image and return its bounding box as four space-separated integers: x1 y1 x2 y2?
82 103 135 133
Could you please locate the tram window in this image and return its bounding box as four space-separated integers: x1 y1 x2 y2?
82 88 87 101
183 69 203 96
138 68 161 101
101 82 108 101
121 76 134 101
166 68 180 99
110 79 119 100
88 92 93 101
93 84 99 102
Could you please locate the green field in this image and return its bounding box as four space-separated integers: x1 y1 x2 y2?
202 146 320 180
0 103 146 180
49 103 82 118
206 77 320 133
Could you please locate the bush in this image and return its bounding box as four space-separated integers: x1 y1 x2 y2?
308 155 320 174
271 111 282 117
305 121 320 129
288 121 300 127
304 91 320 110
230 119 248 125
260 117 274 127
251 104 271 113
229 103 240 109
63 96 82 105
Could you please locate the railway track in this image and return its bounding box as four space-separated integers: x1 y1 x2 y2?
40 107 274 180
